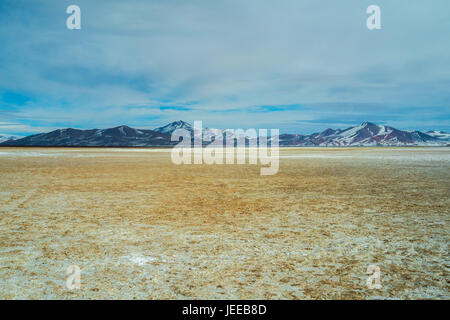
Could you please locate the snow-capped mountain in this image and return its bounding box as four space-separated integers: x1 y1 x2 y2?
426 130 450 141
278 122 443 146
0 134 22 143
0 121 447 147
154 121 222 144
154 120 193 134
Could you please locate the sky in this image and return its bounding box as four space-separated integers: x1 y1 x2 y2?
0 0 449 136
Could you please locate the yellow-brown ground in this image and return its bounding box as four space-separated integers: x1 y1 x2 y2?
0 147 448 299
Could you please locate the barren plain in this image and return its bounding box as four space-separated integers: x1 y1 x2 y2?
0 147 449 299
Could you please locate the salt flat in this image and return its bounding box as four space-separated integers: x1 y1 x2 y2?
0 147 448 299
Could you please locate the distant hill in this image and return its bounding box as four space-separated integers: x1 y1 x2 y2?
0 134 23 143
1 121 448 147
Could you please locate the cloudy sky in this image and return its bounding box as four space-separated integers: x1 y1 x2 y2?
0 0 449 136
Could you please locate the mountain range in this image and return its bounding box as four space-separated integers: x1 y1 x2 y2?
1 121 449 147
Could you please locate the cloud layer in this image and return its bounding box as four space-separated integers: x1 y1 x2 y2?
0 0 449 134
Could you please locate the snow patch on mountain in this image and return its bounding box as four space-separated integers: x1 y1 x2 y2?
154 120 193 134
